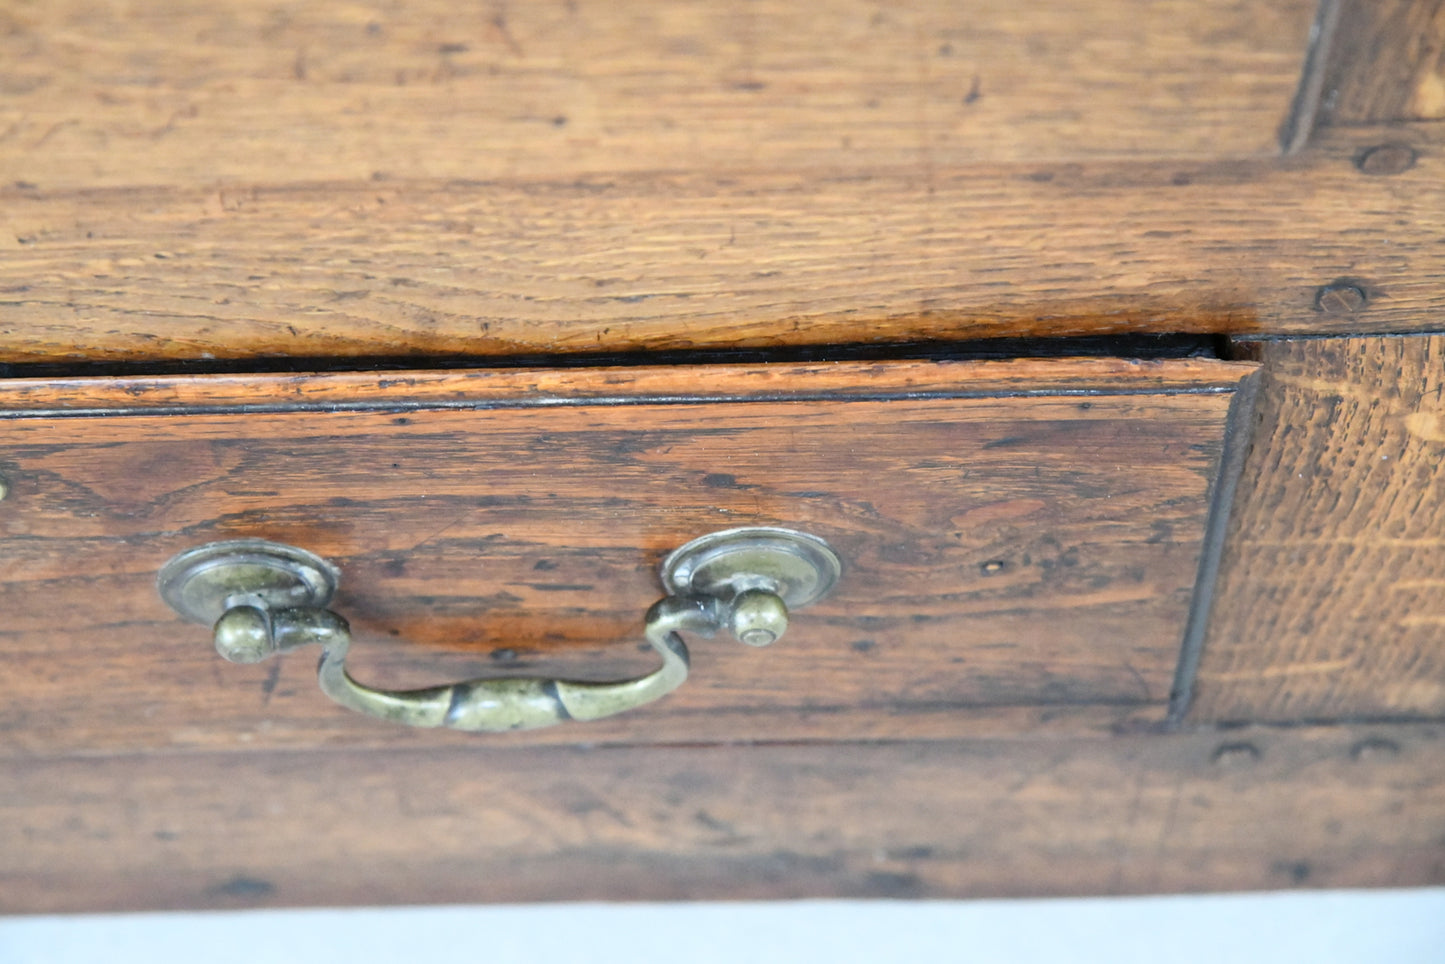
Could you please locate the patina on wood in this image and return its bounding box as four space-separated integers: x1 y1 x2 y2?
0 355 1262 414
6 0 1441 360
1 723 1439 912
0 0 1443 915
1192 335 1445 723
2 123 1443 361
1182 0 1445 725
0 0 1314 191
0 357 1249 755
1315 0 1445 128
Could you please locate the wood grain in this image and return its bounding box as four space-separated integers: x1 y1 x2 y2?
0 358 1249 754
0 0 1315 192
1317 0 1445 126
0 355 1257 413
3 123 1443 362
2 723 1440 912
1192 335 1445 723
0 2 1440 915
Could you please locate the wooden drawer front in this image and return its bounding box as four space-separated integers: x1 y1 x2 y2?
0 358 1252 753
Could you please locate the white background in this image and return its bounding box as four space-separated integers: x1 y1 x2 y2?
2 890 1442 964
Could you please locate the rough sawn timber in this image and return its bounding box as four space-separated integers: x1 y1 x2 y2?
1193 335 1445 723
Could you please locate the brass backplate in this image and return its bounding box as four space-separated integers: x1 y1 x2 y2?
661 527 841 610
158 539 340 625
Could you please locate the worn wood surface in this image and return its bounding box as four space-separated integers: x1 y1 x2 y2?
0 355 1254 413
1192 335 1445 723
1 4 1442 913
0 1 1431 360
3 122 1443 362
1316 0 1445 127
0 0 1314 192
0 358 1248 755
2 723 1440 912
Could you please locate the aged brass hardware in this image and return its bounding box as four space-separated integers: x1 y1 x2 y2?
158 528 840 732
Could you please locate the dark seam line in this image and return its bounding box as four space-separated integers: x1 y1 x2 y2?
1203 714 1445 731
660 697 1164 715
1279 0 1344 155
1322 117 1445 129
1233 329 1445 344
1165 369 1262 729
10 716 1442 765
0 334 1227 380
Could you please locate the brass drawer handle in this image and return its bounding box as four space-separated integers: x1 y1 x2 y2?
158 528 840 732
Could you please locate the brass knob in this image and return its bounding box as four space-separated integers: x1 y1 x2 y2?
158 527 840 733
729 589 790 646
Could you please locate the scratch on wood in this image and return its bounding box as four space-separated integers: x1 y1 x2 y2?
31 119 78 149
260 660 282 704
489 11 524 57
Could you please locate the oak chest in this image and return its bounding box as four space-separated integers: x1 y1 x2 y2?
1 0 1443 911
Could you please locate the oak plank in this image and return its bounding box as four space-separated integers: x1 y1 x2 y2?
3 123 1443 361
1192 335 1445 723
1317 0 1445 127
0 0 1315 192
0 359 1247 754
1 723 1440 911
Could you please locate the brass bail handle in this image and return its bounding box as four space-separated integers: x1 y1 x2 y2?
158 528 841 733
